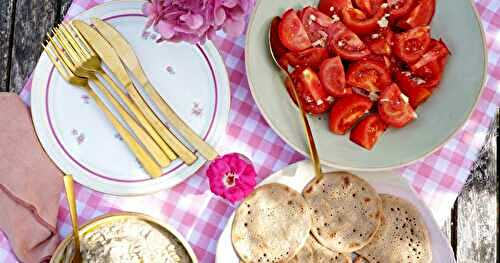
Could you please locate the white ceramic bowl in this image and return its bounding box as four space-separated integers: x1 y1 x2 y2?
245 0 487 171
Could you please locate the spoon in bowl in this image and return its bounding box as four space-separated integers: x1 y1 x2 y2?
268 17 323 180
63 175 82 263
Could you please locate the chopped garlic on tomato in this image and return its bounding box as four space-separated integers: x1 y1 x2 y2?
377 14 390 28
332 14 340 22
400 93 410 103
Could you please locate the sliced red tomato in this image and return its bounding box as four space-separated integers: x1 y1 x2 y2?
319 56 349 97
279 9 312 51
346 58 392 93
341 7 385 35
350 114 387 150
270 17 289 60
412 56 447 90
329 27 371 61
397 0 435 29
378 83 416 128
329 94 373 134
393 26 431 63
386 0 414 19
411 39 450 71
287 67 332 114
301 6 335 44
319 0 353 16
279 47 329 70
353 0 385 15
364 28 394 56
394 70 432 108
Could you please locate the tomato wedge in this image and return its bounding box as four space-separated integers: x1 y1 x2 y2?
279 47 329 70
394 70 432 108
378 83 416 128
270 17 289 60
329 26 371 61
411 39 450 71
329 94 373 134
319 0 353 16
341 7 385 35
319 57 349 97
300 7 334 45
279 9 312 51
386 0 414 19
350 114 387 150
364 29 394 56
347 58 392 93
412 56 448 90
393 26 431 63
288 67 332 114
353 0 385 16
397 0 435 29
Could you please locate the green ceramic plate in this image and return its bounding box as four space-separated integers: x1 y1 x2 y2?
245 0 487 171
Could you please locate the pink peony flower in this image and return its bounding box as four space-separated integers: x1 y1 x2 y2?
206 153 256 203
143 0 255 44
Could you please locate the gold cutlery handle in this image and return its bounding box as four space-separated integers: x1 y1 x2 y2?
90 77 171 167
63 175 82 263
143 81 219 161
87 88 162 177
286 75 322 180
124 82 198 165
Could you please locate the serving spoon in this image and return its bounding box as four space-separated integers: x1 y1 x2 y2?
268 17 323 180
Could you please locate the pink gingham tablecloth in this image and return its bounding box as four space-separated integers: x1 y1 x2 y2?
1 0 499 262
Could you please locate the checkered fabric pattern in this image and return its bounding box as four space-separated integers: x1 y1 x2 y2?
1 0 499 262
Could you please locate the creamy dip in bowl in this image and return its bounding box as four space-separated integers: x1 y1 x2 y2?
50 213 197 263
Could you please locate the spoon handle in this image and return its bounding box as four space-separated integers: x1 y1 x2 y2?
63 175 82 262
285 74 323 180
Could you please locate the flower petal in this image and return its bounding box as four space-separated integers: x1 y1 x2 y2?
155 20 176 39
222 18 246 37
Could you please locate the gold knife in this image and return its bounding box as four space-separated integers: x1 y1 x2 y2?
72 20 197 165
91 17 219 161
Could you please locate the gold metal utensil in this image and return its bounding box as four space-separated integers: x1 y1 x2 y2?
43 26 163 177
63 175 82 263
91 17 219 161
51 23 173 168
72 20 198 165
268 18 322 180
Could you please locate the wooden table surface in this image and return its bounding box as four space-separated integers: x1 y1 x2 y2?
0 0 498 262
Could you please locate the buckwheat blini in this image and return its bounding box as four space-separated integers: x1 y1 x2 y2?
231 183 312 263
289 235 352 263
356 194 432 263
303 172 383 252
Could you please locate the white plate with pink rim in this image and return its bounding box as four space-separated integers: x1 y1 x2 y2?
216 160 456 262
31 0 230 195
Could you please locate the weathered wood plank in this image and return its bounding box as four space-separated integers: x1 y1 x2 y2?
455 111 498 262
57 0 72 22
8 0 58 93
0 0 16 92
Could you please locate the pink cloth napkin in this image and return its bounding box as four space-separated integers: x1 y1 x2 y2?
0 93 63 263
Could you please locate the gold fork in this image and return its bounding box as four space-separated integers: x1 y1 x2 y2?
56 23 178 162
51 23 174 168
43 25 163 177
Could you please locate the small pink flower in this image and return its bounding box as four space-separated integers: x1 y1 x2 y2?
206 153 256 203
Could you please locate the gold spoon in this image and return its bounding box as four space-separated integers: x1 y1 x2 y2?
63 175 82 263
268 17 323 180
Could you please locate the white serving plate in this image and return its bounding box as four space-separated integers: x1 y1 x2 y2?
245 0 486 171
216 161 456 262
31 0 230 195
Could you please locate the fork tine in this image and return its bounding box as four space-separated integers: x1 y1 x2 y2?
59 23 88 60
54 27 81 67
47 33 78 74
43 42 70 81
69 22 94 56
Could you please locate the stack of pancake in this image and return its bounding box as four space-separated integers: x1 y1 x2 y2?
231 172 432 263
